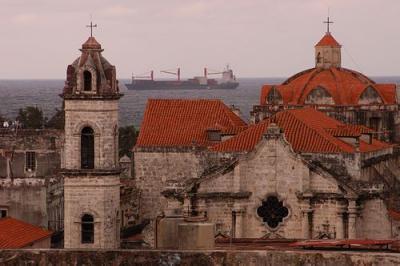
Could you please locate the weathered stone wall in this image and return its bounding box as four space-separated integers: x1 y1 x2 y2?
2 249 400 266
63 174 120 249
64 100 119 170
0 129 63 178
134 150 206 245
359 198 392 239
0 179 47 227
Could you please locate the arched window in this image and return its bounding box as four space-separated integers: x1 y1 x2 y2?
305 86 334 105
316 52 322 64
359 86 383 105
81 127 94 169
81 214 94 244
266 87 283 105
83 70 92 91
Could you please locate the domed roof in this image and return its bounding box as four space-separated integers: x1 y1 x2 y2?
260 67 396 105
62 36 120 98
82 37 102 50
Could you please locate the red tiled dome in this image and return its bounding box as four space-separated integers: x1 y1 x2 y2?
260 67 396 106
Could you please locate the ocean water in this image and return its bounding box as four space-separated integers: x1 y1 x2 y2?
0 76 399 128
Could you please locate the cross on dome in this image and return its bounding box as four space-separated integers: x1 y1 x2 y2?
323 16 334 33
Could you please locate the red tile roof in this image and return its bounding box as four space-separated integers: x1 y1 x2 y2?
315 32 341 47
136 99 247 148
211 108 392 154
260 67 396 105
0 217 52 248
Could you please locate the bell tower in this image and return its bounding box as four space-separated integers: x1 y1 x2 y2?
315 17 342 69
62 28 122 248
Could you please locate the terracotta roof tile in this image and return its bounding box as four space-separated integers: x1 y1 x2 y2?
0 217 52 248
315 33 341 47
136 99 247 148
211 108 392 154
260 67 396 105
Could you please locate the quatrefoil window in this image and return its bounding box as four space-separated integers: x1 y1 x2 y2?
257 196 289 228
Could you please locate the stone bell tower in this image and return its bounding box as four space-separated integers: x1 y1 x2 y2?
62 30 122 249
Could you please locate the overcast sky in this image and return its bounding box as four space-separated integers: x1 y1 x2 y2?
0 0 399 79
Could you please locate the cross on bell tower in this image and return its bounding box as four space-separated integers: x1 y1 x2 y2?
86 21 97 37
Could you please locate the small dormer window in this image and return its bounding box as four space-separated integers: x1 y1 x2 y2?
207 129 221 142
83 71 92 91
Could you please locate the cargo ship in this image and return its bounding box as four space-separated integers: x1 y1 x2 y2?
125 66 239 90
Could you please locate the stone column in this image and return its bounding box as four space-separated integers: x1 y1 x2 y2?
348 200 358 239
301 209 313 239
232 207 245 238
336 210 345 239
301 198 313 239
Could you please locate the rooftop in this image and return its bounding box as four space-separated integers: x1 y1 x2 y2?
211 108 392 154
315 32 341 47
136 99 247 148
0 217 52 248
260 67 396 105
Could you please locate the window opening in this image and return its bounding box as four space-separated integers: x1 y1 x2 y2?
83 71 92 91
81 214 94 243
25 151 36 172
81 127 94 169
257 196 289 228
0 209 7 218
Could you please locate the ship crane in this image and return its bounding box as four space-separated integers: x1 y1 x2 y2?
203 68 223 79
132 71 154 81
160 68 181 81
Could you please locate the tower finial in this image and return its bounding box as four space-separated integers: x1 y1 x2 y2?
323 9 333 34
86 18 97 37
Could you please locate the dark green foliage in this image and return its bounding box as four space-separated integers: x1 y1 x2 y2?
0 113 6 123
16 106 46 129
46 108 65 129
119 126 138 158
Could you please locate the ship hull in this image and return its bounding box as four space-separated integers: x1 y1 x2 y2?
125 80 239 90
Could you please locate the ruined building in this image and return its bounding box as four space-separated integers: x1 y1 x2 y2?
251 30 400 142
0 129 63 232
62 36 122 249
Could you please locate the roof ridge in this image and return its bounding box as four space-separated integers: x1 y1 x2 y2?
284 109 350 153
329 68 344 104
297 68 320 104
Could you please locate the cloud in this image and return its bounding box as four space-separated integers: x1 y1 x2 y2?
100 5 136 17
174 2 212 17
12 13 39 24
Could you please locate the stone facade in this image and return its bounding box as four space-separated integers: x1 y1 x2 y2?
62 36 122 249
